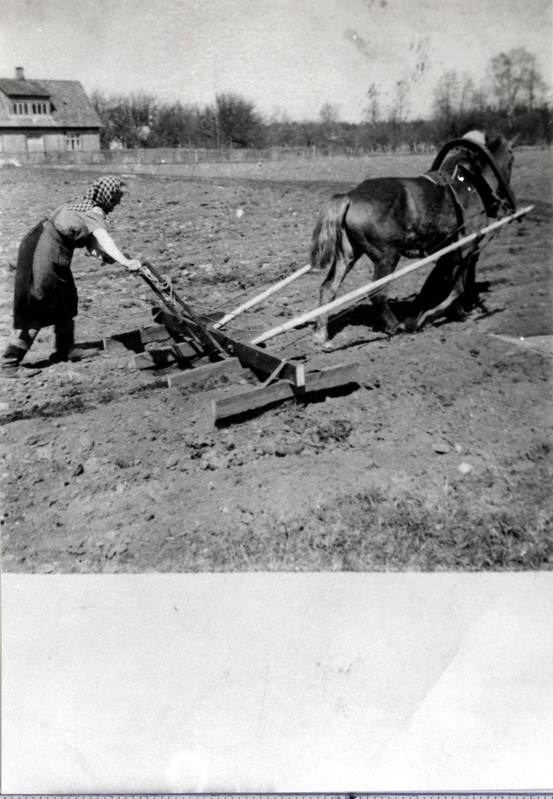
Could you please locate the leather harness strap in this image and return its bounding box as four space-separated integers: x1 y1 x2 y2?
456 156 502 217
422 170 466 239
431 137 516 212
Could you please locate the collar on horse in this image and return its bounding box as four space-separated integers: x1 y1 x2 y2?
430 137 516 217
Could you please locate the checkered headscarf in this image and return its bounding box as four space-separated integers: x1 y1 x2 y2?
66 176 125 214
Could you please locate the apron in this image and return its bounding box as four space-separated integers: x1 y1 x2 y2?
13 218 78 329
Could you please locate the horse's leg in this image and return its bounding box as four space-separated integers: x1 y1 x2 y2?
459 252 479 312
405 253 456 330
314 239 357 346
412 252 475 329
370 251 403 335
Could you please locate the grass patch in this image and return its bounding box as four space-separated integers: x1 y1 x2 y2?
162 480 552 572
286 488 553 571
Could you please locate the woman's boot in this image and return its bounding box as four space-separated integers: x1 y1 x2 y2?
1 343 28 377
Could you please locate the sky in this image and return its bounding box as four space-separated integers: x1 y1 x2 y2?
1 0 552 122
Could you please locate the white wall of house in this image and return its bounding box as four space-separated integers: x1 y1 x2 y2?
0 133 27 152
0 129 100 153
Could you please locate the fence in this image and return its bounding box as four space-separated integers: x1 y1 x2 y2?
3 142 544 171
1 142 436 168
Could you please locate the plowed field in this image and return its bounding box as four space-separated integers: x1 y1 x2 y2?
1 148 551 572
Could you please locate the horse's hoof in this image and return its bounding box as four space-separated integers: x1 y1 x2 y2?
447 307 469 322
383 322 403 337
413 311 430 330
401 317 418 333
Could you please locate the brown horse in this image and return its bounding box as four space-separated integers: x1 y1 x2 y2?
310 131 515 346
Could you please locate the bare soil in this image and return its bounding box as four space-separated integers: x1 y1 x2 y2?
1 149 551 572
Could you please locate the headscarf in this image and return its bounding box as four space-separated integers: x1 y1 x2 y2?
66 176 125 215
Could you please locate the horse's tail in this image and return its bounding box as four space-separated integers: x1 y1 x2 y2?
310 193 351 273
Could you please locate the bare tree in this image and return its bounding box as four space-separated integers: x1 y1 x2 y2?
458 73 477 114
90 91 158 148
489 47 548 115
365 82 381 123
388 79 410 123
215 93 264 148
432 70 460 124
319 103 340 125
319 102 340 142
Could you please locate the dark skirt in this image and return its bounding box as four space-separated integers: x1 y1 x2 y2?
13 220 78 329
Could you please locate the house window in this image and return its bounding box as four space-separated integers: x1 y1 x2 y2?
13 100 50 115
65 133 82 150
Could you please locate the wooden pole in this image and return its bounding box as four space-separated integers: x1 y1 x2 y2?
251 206 534 345
213 263 311 328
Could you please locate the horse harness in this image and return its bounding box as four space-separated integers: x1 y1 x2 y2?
421 137 516 244
421 169 468 237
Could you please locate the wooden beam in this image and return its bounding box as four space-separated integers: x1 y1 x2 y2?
251 205 535 345
152 307 227 336
214 380 295 420
302 361 360 392
167 357 244 389
136 305 305 385
133 331 306 392
213 263 311 328
213 361 360 422
208 327 305 388
140 324 172 345
134 341 202 369
152 303 306 386
103 324 172 353
137 260 227 356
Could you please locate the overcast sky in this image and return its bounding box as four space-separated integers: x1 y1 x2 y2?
1 0 551 122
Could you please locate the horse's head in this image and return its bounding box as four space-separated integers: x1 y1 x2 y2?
458 130 514 187
484 133 515 187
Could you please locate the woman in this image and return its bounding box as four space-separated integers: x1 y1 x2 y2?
1 175 141 377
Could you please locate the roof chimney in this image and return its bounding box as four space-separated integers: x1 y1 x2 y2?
15 67 25 80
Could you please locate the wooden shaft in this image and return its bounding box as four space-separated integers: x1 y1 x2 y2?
251 205 534 345
213 263 311 328
137 260 227 356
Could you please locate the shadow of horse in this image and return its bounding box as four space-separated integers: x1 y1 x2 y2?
323 280 500 345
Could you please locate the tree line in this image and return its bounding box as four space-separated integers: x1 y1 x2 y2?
91 47 551 151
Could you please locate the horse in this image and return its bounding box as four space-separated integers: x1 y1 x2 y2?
310 131 516 346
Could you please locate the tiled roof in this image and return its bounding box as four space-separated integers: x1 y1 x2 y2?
0 78 101 128
0 78 50 97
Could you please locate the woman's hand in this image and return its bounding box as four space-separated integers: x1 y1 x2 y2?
126 259 142 272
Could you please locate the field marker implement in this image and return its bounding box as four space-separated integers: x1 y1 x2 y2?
103 259 358 424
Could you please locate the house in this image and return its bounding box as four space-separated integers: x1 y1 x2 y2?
0 67 102 155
